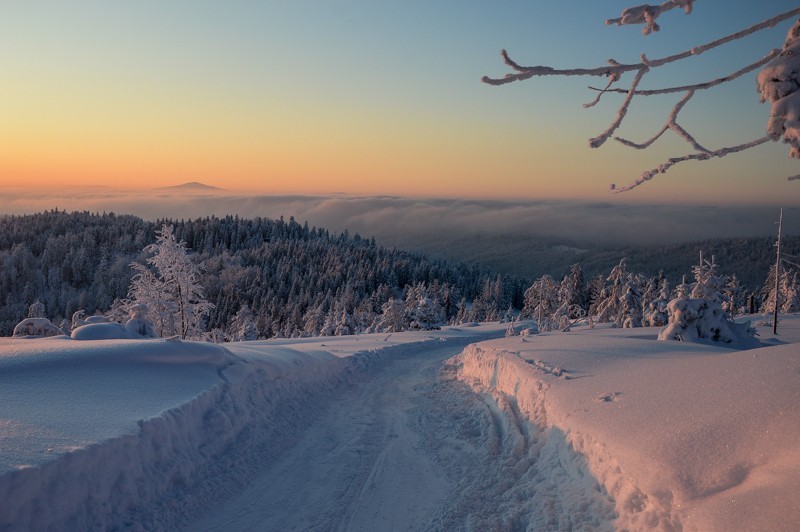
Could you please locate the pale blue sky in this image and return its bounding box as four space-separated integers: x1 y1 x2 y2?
2 1 799 204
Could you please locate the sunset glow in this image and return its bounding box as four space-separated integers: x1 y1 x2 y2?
2 1 799 204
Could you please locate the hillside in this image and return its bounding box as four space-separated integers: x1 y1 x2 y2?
0 211 521 337
399 233 799 292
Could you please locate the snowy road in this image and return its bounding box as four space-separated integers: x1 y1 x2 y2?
187 338 615 531
189 342 458 531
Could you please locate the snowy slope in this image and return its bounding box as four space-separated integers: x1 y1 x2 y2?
451 316 800 531
2 318 798 531
0 324 507 530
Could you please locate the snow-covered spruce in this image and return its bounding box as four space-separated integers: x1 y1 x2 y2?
657 297 758 348
659 254 757 348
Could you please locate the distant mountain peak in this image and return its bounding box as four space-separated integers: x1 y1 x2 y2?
159 181 224 192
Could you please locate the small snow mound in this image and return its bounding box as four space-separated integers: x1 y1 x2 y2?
71 322 133 341
12 318 65 338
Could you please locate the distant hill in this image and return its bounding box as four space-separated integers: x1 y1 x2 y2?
158 181 224 192
392 232 799 292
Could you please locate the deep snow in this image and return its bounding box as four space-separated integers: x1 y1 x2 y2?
451 317 800 531
0 318 799 531
0 324 509 530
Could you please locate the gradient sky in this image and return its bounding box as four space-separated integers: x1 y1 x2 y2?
2 1 799 205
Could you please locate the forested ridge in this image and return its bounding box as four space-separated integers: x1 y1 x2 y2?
0 210 795 339
0 210 524 337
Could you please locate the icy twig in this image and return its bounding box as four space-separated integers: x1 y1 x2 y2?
588 49 780 98
590 67 648 148
615 90 711 153
482 8 800 87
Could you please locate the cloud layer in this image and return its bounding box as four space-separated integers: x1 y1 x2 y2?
2 189 797 251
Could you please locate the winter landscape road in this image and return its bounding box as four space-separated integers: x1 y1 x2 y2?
186 339 579 531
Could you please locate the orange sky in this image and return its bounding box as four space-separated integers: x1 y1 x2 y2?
2 2 799 206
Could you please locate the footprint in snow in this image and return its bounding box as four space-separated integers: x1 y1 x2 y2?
595 391 622 403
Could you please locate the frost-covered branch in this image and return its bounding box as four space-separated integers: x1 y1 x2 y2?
611 135 772 192
483 5 800 190
586 49 779 100
606 1 695 35
615 90 711 153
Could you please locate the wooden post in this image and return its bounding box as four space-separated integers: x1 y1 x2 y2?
774 208 783 335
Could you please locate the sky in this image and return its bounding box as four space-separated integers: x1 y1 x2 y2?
2 1 800 205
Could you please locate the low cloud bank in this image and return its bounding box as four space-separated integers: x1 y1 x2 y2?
2 189 796 249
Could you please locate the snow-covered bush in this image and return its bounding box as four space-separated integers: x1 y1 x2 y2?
13 317 65 338
124 303 158 339
657 298 758 348
13 302 65 338
659 254 757 348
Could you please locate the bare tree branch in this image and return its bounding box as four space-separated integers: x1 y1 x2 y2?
586 49 779 99
482 5 800 190
611 135 772 192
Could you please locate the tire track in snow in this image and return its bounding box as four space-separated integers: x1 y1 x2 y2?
189 339 616 531
189 342 459 531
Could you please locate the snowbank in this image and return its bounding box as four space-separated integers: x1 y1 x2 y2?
450 317 800 531
0 323 506 530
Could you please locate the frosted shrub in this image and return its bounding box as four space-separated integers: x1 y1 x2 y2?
658 298 757 348
13 317 65 338
13 302 65 338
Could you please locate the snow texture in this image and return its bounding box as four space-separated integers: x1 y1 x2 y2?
2 318 799 530
0 324 506 530
452 317 800 531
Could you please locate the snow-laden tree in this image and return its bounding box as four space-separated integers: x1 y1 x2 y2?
376 297 407 332
227 304 258 341
559 264 588 319
690 253 725 303
127 224 213 340
761 266 800 315
483 4 800 189
404 284 445 330
759 263 781 314
781 270 800 313
452 297 470 325
644 278 670 327
522 275 560 332
620 280 644 328
722 274 743 316
28 300 45 319
659 255 756 348
593 259 630 326
333 305 355 336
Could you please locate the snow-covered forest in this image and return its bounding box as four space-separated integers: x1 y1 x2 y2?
0 210 525 339
1 210 797 341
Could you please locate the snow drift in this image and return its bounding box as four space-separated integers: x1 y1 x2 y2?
450 318 800 531
0 325 505 530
